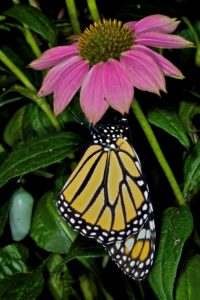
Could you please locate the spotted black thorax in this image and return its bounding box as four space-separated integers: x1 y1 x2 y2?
89 117 130 151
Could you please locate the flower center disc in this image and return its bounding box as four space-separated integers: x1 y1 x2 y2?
78 19 134 65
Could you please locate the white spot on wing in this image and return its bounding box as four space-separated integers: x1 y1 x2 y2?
138 180 144 186
125 238 134 251
142 203 148 211
138 229 146 239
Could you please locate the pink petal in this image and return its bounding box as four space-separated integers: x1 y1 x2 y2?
80 63 109 124
135 32 193 48
121 50 166 94
102 59 134 114
133 45 184 78
53 60 89 115
29 45 79 70
38 56 82 97
126 14 180 34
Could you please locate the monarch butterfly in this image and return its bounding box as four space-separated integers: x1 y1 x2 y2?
57 118 152 245
105 202 156 280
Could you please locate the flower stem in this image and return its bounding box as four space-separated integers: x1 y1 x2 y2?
131 99 185 206
87 0 100 21
65 0 81 34
0 50 61 131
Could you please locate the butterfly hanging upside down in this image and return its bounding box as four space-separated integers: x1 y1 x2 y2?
57 117 156 280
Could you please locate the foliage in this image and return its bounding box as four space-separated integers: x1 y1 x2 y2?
0 0 200 299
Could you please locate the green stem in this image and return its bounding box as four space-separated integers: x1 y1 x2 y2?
0 51 61 130
79 274 96 300
12 0 41 57
65 0 81 34
35 98 61 130
24 25 42 57
0 50 35 91
131 99 185 206
87 0 100 21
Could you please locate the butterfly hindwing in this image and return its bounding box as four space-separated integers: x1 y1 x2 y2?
105 202 156 280
57 119 150 244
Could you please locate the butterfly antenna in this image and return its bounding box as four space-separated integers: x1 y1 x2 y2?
66 107 90 128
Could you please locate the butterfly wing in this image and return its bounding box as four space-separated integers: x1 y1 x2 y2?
57 136 150 244
105 203 156 280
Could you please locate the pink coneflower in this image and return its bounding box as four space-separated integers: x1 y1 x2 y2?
29 14 193 124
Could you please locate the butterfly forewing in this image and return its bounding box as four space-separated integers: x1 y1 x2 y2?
57 119 150 244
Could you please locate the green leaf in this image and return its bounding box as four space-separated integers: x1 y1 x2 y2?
0 244 28 279
0 201 10 238
0 266 44 300
3 103 56 146
148 109 191 149
3 106 27 146
30 191 77 254
4 4 57 45
0 96 23 108
0 132 81 188
47 254 78 300
175 255 200 300
64 236 104 264
179 100 200 144
148 206 193 300
183 140 200 199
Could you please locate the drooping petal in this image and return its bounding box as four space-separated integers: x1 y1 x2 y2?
102 59 134 114
53 60 89 115
121 50 166 94
80 63 109 124
126 14 180 34
135 32 193 48
29 45 78 70
38 56 82 97
132 45 184 78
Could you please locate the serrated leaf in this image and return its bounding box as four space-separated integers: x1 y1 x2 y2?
0 132 81 188
0 266 44 300
183 140 200 199
175 255 200 300
148 109 190 149
0 244 28 279
30 191 77 254
4 4 57 45
148 206 193 300
0 201 10 238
